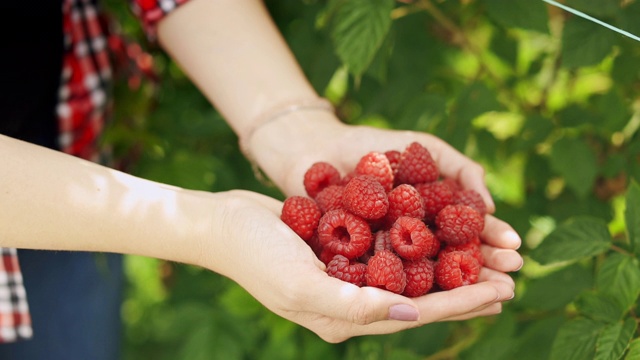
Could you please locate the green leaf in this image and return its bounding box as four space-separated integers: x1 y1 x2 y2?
443 83 504 151
549 137 598 198
484 0 549 33
566 0 619 17
626 180 640 253
550 318 606 360
594 318 637 360
596 253 640 312
330 0 394 77
626 338 640 360
518 263 593 311
561 16 618 68
529 216 612 265
575 291 625 323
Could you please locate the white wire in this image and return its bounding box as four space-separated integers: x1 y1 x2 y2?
542 0 640 42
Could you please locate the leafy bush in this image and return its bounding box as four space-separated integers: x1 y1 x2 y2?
104 0 640 359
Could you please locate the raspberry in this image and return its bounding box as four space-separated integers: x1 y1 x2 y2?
390 216 440 260
440 237 484 267
326 255 367 287
355 152 394 191
366 250 406 294
441 177 462 192
317 209 373 259
315 185 345 213
384 150 401 175
416 181 454 222
319 247 338 266
386 184 426 225
435 251 481 290
453 189 488 216
281 196 322 242
403 258 435 297
395 142 439 186
435 204 484 246
342 175 389 220
373 230 393 253
339 171 357 186
303 162 341 198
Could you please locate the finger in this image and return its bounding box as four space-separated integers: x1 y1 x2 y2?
481 245 524 273
299 271 420 326
481 215 522 250
478 267 515 289
441 302 504 321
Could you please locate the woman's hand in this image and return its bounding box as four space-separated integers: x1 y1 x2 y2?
201 190 515 343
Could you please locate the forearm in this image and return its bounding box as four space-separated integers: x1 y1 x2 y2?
0 135 210 265
157 0 319 138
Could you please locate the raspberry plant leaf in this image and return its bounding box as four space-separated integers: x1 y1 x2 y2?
561 16 618 68
626 338 640 359
575 291 626 324
550 318 606 360
328 0 394 78
626 180 640 254
595 253 640 314
549 137 598 198
482 0 549 33
594 317 637 360
529 216 612 265
517 263 593 312
566 0 620 17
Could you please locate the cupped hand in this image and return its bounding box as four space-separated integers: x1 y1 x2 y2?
202 190 517 343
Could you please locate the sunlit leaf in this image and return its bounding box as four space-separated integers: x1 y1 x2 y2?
530 216 611 265
330 0 394 77
594 318 637 360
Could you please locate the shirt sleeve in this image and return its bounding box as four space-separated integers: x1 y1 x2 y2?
0 248 32 343
129 0 192 41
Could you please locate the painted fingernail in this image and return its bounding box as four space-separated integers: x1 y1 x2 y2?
389 304 419 321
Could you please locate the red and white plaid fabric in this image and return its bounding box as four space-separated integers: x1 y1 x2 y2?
0 248 31 343
0 0 189 343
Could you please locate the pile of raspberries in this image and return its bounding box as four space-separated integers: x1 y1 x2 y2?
280 142 486 297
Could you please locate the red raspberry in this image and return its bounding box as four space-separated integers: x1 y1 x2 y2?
373 230 393 253
317 209 372 259
366 250 406 294
403 258 435 297
319 247 338 266
342 175 389 220
435 205 484 246
435 251 481 290
355 152 394 192
386 184 426 225
440 237 484 267
390 216 439 260
339 171 357 186
326 255 367 287
303 162 341 198
453 189 488 216
416 181 454 222
384 150 401 175
315 185 345 213
441 177 462 192
395 142 439 186
280 196 322 242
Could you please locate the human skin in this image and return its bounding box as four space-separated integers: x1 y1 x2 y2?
0 0 522 343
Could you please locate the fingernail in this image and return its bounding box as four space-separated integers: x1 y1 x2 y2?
515 258 524 271
389 304 419 321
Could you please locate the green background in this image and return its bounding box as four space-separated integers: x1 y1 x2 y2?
101 0 640 359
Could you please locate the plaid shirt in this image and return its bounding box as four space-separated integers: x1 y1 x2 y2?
0 0 189 343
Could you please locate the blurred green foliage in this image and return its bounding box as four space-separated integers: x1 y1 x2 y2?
102 0 640 359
